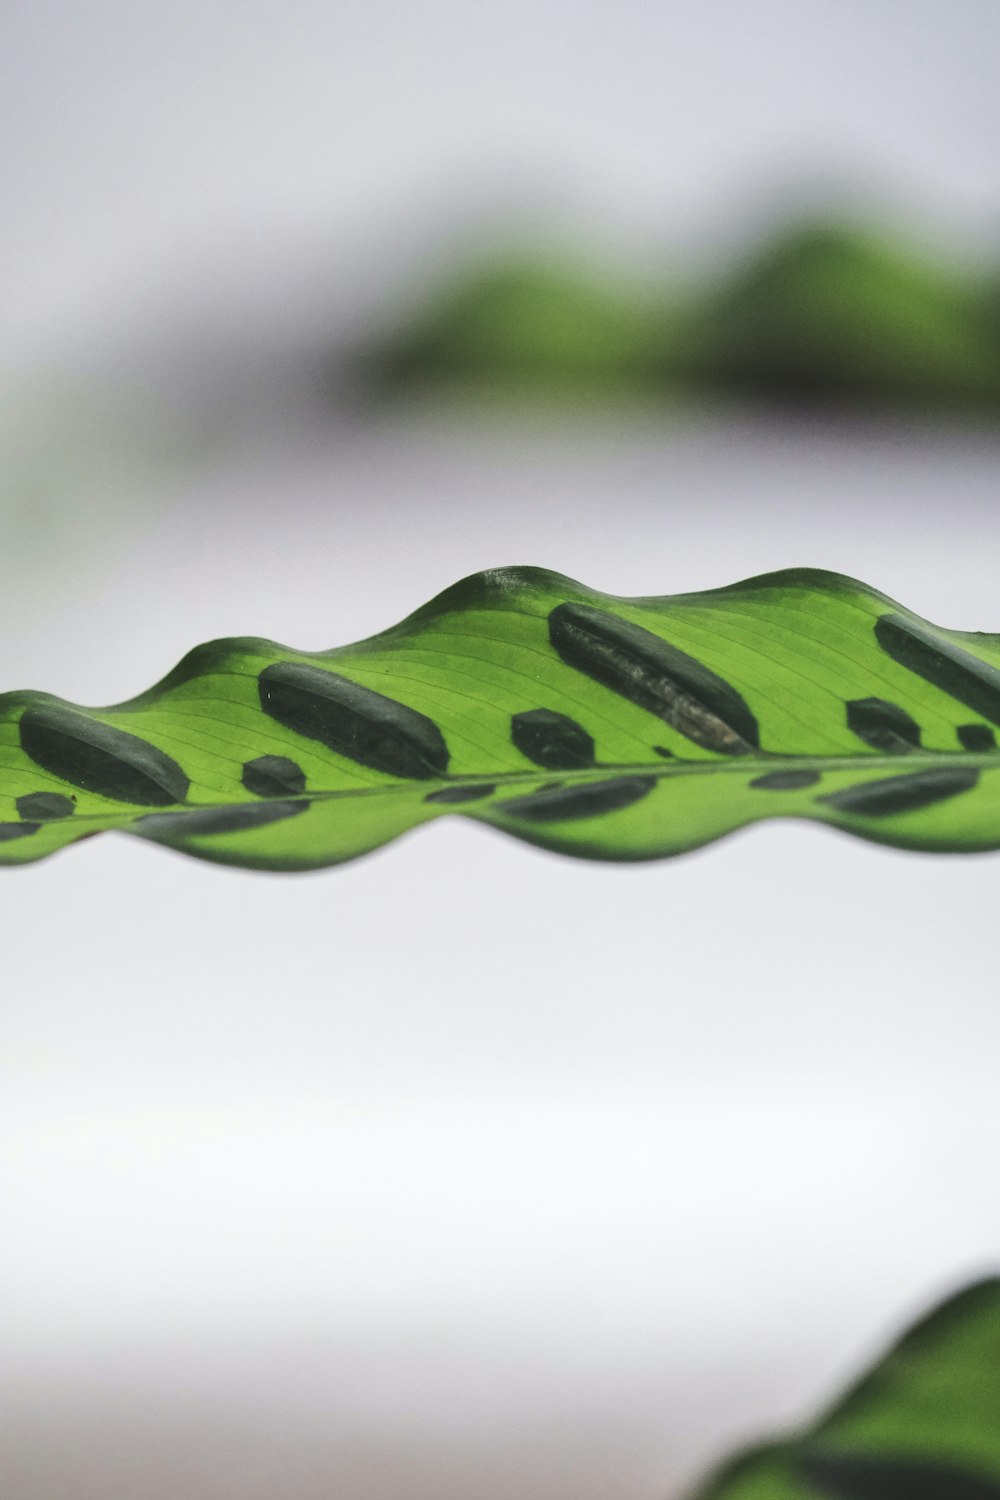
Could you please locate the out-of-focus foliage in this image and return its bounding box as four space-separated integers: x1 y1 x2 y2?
354 254 668 397
674 223 1000 411
695 1278 1000 1499
357 218 1000 415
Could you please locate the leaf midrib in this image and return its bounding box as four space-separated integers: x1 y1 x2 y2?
29 748 1000 827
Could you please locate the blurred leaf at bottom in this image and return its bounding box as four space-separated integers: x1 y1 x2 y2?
696 1279 1000 1499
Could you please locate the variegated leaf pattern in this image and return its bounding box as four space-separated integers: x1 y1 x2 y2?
695 1278 1000 1499
3 566 1000 870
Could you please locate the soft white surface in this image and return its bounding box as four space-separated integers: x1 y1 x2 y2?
3 0 999 1490
1 412 999 1498
3 0 999 371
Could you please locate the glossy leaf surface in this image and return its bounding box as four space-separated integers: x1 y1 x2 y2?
4 566 1000 870
696 1279 1000 1498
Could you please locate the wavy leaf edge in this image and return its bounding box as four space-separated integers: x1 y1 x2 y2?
4 565 1000 870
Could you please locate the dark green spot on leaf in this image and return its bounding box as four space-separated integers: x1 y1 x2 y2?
510 708 595 769
799 1451 1000 1500
139 800 308 840
242 755 306 797
424 784 496 804
958 723 996 752
259 662 449 779
16 792 75 821
496 775 655 823
549 602 758 754
846 697 921 753
750 769 821 791
19 706 190 806
0 822 39 842
819 766 979 818
876 613 1000 727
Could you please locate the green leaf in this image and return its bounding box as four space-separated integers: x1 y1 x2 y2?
674 221 1000 410
695 1279 1000 1499
356 252 666 396
5 566 1000 871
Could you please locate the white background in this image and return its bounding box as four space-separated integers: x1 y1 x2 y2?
2 5 999 1497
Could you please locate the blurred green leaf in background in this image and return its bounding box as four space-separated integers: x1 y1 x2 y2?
674 222 1000 412
356 215 1000 417
353 252 669 400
